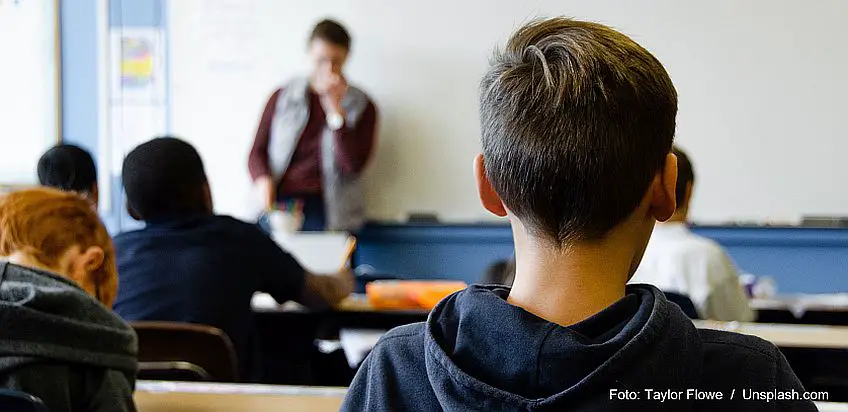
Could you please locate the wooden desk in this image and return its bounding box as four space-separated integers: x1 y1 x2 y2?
695 321 848 401
694 321 848 349
255 293 429 314
818 402 848 412
134 381 844 412
253 295 848 393
135 381 345 412
251 295 427 385
253 293 429 330
752 295 848 312
753 295 848 326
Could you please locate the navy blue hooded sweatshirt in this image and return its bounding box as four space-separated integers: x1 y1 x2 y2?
343 284 816 411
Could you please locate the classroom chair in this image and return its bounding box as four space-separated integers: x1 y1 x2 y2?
0 389 49 412
131 321 240 382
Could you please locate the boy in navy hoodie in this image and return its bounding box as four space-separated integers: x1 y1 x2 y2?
343 18 815 411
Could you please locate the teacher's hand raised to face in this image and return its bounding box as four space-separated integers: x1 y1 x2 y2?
316 73 349 117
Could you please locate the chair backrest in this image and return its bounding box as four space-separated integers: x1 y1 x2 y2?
0 389 49 412
664 291 700 319
131 321 239 382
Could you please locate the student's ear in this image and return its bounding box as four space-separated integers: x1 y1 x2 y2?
202 182 214 214
650 152 678 222
79 246 105 274
126 200 141 221
474 154 507 217
68 246 105 296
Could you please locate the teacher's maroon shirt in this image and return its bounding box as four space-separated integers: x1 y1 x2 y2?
248 87 378 195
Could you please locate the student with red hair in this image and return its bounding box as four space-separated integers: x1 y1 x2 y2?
0 187 137 412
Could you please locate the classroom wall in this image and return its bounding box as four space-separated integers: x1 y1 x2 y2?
60 0 166 233
63 1 848 229
164 0 848 224
59 2 847 293
355 224 848 294
60 0 116 229
0 0 59 184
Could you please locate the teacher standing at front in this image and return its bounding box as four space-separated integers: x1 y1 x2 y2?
249 20 378 232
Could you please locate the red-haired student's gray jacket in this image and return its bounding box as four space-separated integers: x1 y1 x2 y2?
0 262 138 412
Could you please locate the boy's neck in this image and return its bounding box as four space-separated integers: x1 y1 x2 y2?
506 226 637 327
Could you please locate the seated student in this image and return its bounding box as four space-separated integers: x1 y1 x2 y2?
37 144 99 207
630 147 754 322
343 18 813 411
112 137 353 381
0 188 137 412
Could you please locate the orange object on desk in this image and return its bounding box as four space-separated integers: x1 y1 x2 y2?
366 280 467 310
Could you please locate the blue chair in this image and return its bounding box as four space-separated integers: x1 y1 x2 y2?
0 389 49 412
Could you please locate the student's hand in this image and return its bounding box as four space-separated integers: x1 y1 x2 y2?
299 269 354 309
333 267 355 299
255 175 276 210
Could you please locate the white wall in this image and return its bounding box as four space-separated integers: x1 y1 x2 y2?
0 0 58 185
168 0 848 223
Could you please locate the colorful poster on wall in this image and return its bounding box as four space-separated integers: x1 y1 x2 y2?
110 28 164 102
121 36 154 87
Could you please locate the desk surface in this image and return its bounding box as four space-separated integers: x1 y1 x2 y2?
135 381 842 411
262 294 848 314
253 293 430 315
255 294 848 349
694 321 848 349
751 294 848 313
257 293 848 314
135 381 346 412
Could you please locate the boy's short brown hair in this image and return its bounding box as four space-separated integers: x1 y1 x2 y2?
0 187 117 306
479 17 677 244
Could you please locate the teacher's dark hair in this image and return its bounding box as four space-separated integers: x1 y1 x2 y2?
122 137 210 221
310 19 351 50
37 144 97 197
479 17 677 245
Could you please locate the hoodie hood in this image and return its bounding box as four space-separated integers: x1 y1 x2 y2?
0 261 137 374
424 284 704 410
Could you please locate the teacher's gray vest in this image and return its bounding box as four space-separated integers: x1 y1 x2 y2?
268 77 369 232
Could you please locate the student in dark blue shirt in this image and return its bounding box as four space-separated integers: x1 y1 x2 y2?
112 137 352 380
343 18 814 411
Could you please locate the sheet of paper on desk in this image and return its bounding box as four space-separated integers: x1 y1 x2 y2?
339 329 387 368
272 232 354 273
251 293 303 310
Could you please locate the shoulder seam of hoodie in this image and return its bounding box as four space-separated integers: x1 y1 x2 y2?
700 334 779 362
374 324 423 349
377 330 421 345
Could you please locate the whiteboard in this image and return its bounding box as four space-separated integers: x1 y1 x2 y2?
0 0 59 185
168 0 848 224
